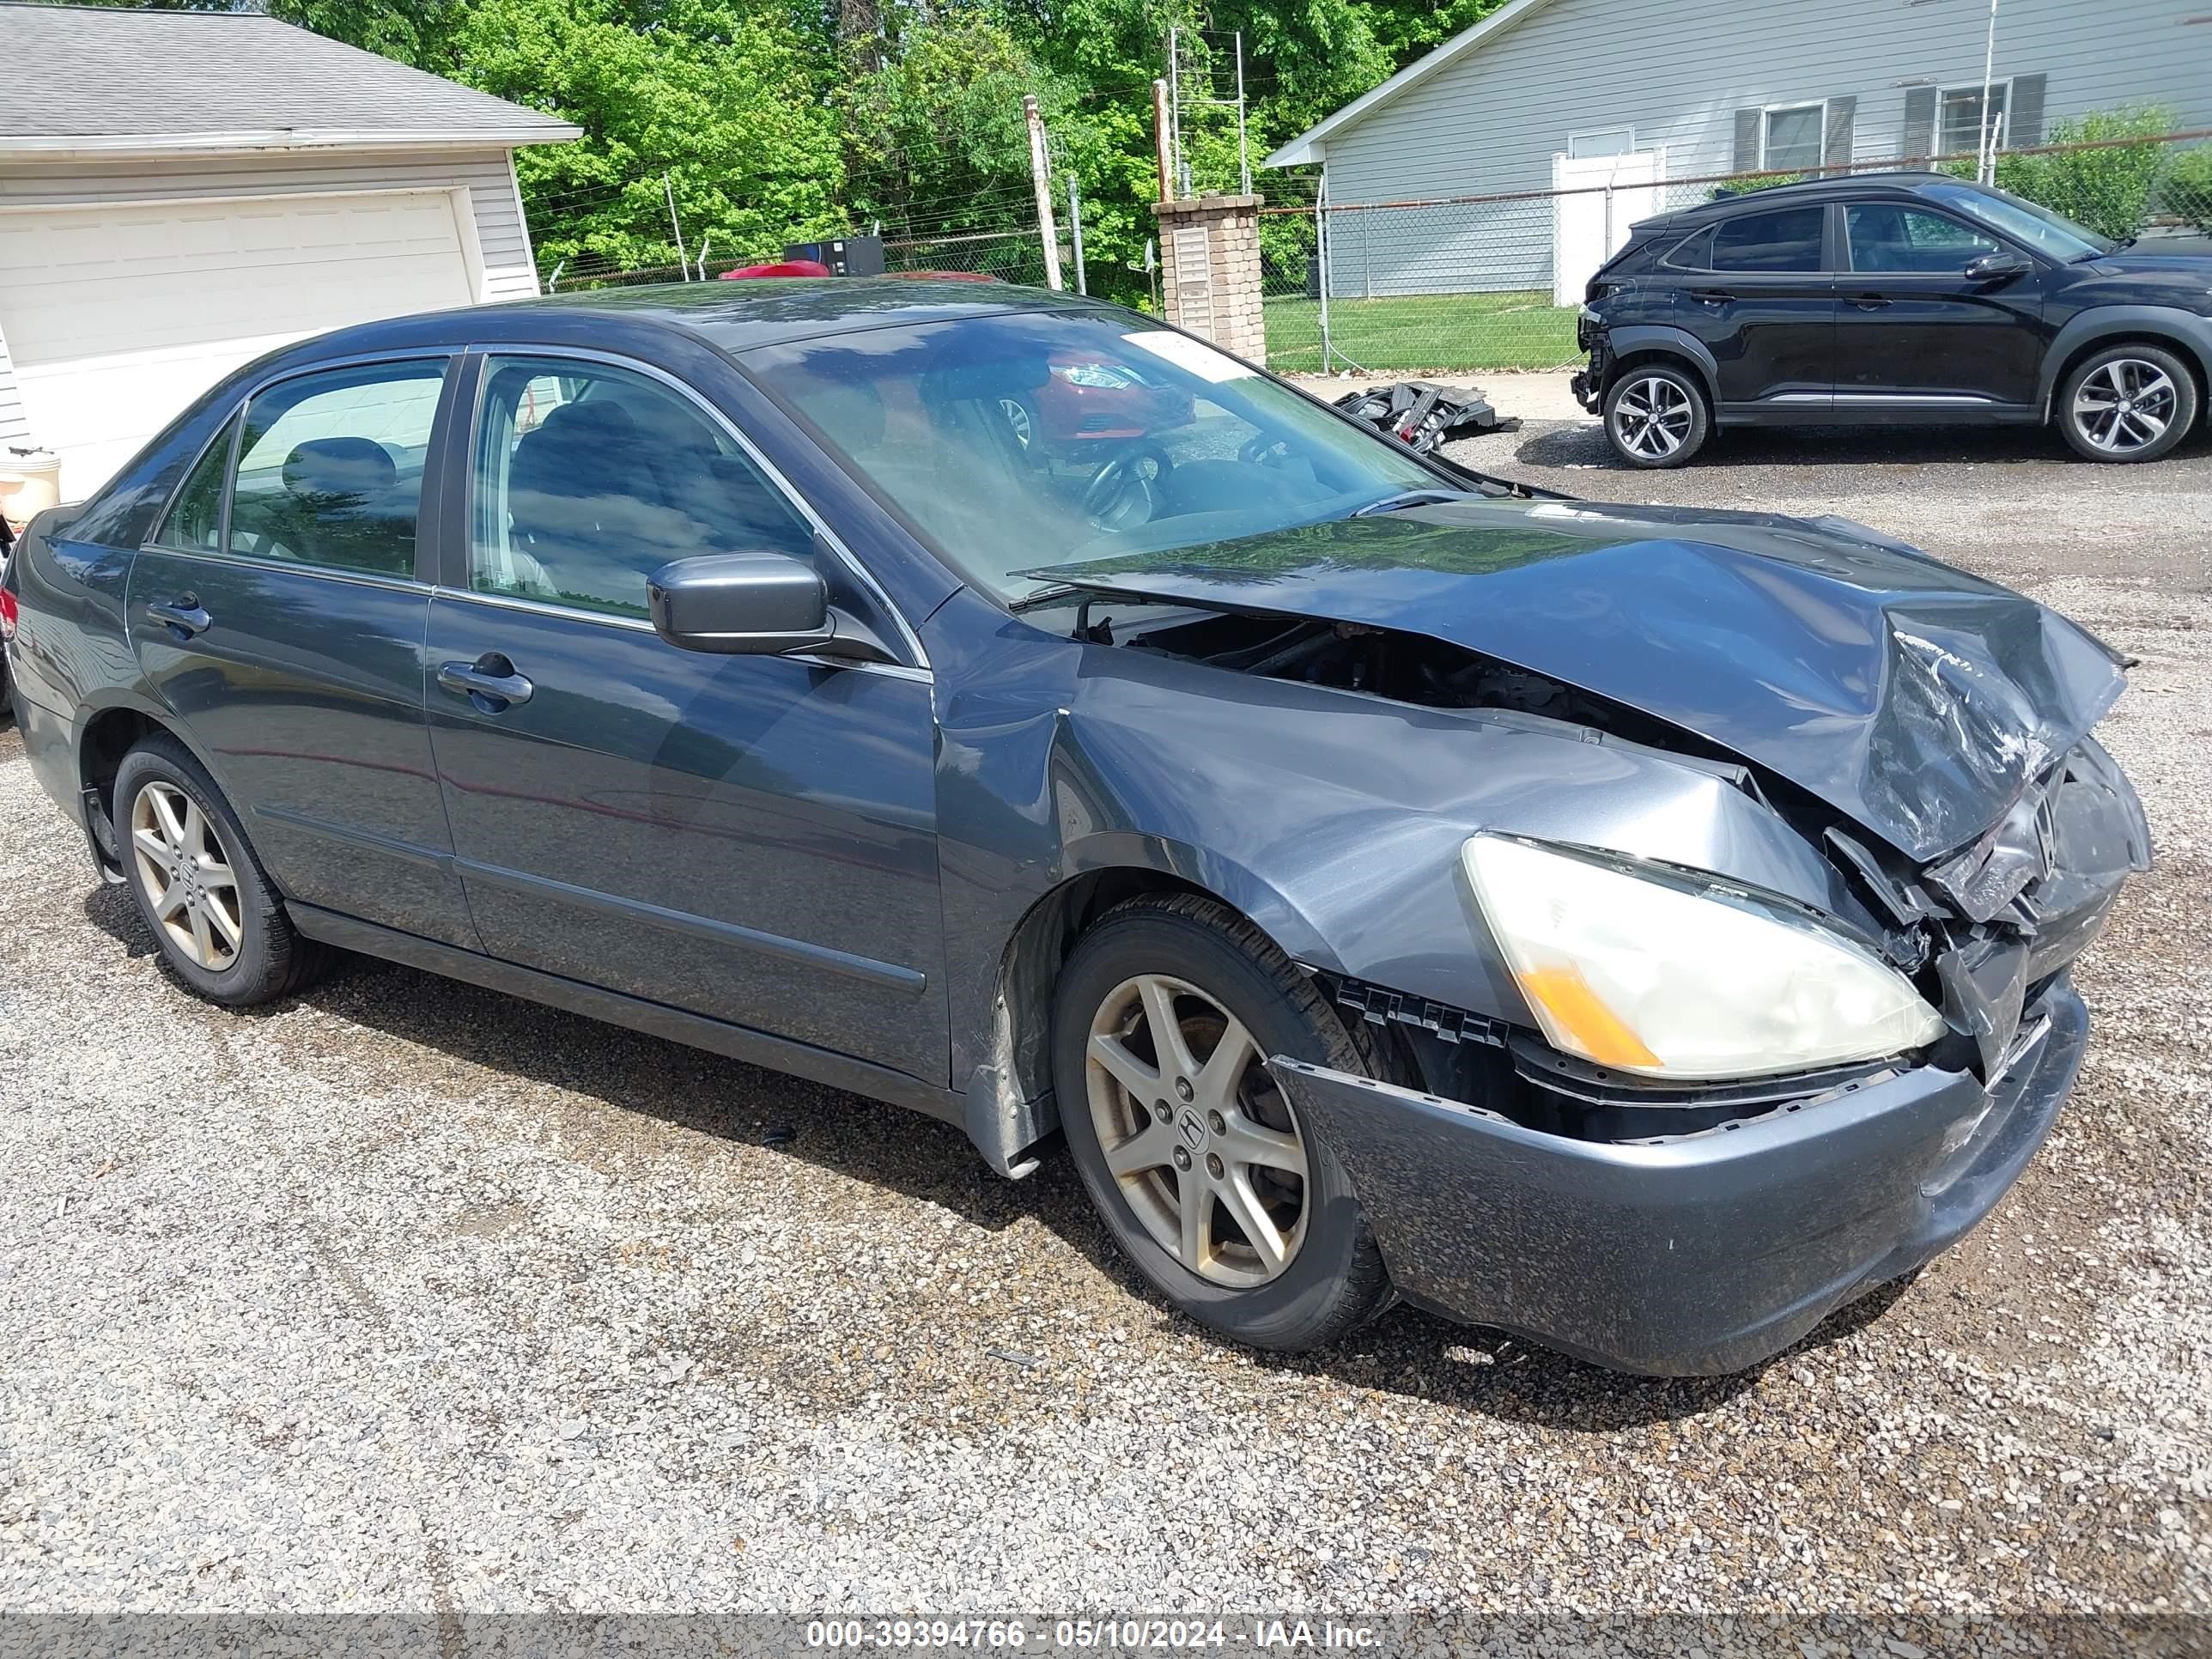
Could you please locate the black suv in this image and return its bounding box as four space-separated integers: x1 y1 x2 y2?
1572 172 2212 467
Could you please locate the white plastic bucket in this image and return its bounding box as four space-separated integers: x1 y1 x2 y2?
0 447 63 530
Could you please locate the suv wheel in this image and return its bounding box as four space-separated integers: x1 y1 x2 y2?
114 734 327 1006
1052 893 1394 1352
1604 364 1711 468
2059 343 2198 464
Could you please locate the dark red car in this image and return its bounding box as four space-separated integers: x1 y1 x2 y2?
1002 351 1196 454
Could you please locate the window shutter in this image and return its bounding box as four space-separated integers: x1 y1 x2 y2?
2008 73 2047 149
1735 108 1762 173
1824 96 1857 168
1903 86 1937 160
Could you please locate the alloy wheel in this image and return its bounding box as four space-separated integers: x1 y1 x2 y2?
2071 358 2178 455
1084 973 1310 1287
1611 375 1694 460
131 781 243 972
998 397 1035 450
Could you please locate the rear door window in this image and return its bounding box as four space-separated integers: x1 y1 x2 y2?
1709 206 1827 273
226 361 447 579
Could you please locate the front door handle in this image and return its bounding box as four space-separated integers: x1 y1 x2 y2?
1850 295 1892 310
145 598 212 638
437 654 534 711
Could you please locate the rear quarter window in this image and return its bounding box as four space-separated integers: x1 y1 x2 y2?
1660 226 1717 270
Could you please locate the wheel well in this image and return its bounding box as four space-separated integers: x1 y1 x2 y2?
2049 334 2209 421
78 708 164 851
1603 349 1713 407
992 868 1215 1121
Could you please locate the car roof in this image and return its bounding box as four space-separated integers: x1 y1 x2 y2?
265 276 1123 368
1632 171 1969 235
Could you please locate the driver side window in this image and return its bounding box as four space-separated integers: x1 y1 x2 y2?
470 356 817 620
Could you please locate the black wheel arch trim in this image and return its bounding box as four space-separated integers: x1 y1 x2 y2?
2038 306 2212 416
1593 327 1721 405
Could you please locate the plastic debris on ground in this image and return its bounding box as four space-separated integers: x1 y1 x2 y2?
1332 382 1521 453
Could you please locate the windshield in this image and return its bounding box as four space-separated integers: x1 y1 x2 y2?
743 309 1437 604
1919 179 2115 261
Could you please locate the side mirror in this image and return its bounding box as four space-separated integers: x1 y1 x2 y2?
1964 249 2030 284
647 552 832 655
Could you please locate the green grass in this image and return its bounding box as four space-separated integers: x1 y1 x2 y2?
1262 290 1581 374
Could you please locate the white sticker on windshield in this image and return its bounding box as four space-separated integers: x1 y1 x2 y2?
1121 331 1258 383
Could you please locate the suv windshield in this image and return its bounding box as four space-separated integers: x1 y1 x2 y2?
1919 179 2115 261
743 309 1436 604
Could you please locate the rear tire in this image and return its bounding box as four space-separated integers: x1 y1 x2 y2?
114 734 326 1006
2057 343 2198 463
1051 892 1394 1352
1604 362 1711 468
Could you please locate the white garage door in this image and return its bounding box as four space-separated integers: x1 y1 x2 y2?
0 190 477 498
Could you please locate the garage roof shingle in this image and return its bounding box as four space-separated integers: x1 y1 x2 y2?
0 3 579 149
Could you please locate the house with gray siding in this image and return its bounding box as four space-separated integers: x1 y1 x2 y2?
0 3 577 501
1264 0 2212 301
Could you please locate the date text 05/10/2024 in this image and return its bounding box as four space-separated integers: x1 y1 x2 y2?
805 1620 1382 1650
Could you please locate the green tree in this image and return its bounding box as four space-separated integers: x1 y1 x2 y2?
1942 105 2179 242
454 0 847 278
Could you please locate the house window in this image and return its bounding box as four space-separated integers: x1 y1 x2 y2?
1941 81 2008 155
1762 103 1827 171
1568 126 1636 159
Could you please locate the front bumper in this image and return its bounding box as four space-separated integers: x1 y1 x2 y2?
1268 978 2087 1376
1570 317 1604 412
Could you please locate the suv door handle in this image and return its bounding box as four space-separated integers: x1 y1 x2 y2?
145 598 212 638
1850 295 1891 310
1688 288 1732 304
437 654 534 711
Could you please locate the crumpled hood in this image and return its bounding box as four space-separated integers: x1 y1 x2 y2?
1027 498 2130 863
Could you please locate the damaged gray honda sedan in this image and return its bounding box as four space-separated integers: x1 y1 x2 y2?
2 283 2148 1374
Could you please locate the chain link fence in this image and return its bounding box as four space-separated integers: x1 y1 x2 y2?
1261 128 2212 378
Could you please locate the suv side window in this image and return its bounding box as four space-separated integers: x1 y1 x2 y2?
1844 204 2000 273
227 361 447 578
1661 226 1716 270
1708 205 1827 273
469 356 817 621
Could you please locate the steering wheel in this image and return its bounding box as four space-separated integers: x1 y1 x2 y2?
1080 444 1173 531
1239 433 1293 468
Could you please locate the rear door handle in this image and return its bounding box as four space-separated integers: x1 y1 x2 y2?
1850 295 1891 310
144 598 212 638
1689 288 1732 304
437 654 534 711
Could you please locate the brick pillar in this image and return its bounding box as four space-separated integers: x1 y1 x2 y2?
1153 194 1264 366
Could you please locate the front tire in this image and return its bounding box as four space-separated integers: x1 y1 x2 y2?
2058 343 2198 463
1604 362 1711 468
1051 892 1394 1351
114 734 325 1006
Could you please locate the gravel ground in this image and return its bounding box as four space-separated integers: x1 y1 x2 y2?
1 424 2209 1644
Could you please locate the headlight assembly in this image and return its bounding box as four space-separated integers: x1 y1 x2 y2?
1461 834 1946 1082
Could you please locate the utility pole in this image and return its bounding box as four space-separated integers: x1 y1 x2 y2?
1316 172 1334 373
663 174 690 279
1024 94 1064 292
1066 174 1087 295
1977 0 2002 184
1152 78 1174 201
1167 25 1182 200
1235 33 1250 197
